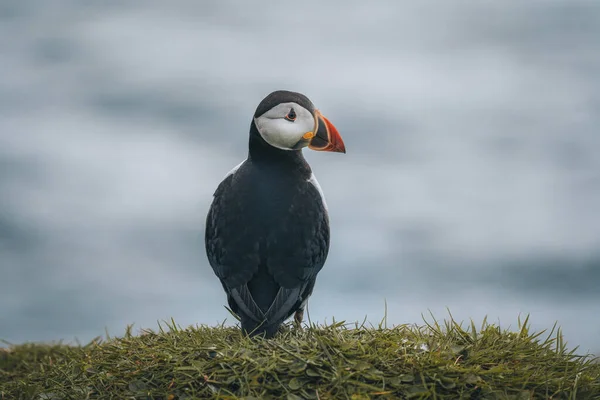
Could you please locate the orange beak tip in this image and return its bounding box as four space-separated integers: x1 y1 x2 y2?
310 111 346 154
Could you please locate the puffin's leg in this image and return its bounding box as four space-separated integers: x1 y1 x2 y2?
294 309 304 328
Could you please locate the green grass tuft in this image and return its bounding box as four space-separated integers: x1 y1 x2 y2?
1 315 599 399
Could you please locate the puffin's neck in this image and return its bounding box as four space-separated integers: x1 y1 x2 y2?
248 122 311 176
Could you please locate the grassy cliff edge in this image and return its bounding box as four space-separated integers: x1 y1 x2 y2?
1 316 599 399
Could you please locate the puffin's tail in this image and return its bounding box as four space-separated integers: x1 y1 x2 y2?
241 317 281 339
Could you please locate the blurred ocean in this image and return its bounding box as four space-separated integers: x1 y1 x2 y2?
1 1 599 354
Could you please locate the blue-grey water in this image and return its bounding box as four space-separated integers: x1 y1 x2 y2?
1 1 599 354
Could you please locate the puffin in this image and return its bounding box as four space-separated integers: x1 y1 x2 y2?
204 90 345 338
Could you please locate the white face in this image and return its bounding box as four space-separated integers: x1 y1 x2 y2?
254 102 315 150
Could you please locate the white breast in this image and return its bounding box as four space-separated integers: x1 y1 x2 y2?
308 173 328 212
223 159 246 179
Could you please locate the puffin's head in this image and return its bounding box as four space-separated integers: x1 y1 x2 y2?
253 90 346 153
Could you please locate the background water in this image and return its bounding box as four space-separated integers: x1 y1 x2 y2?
1 1 599 355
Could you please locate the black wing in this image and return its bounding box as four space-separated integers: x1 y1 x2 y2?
266 178 329 287
205 170 259 289
259 177 330 323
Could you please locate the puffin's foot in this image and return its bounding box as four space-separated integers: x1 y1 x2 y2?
294 309 304 329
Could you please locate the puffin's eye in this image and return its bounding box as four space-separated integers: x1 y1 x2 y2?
284 108 297 121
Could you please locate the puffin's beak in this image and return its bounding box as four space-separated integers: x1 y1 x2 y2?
308 110 346 153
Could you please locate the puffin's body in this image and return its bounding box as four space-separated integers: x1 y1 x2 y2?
205 90 345 338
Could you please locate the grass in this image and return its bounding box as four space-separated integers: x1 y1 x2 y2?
1 313 599 399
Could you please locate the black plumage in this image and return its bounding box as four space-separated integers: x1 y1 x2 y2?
204 90 336 338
